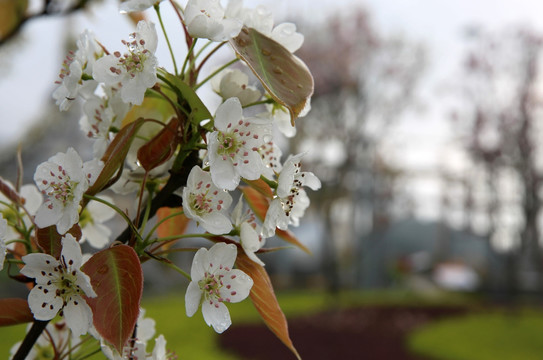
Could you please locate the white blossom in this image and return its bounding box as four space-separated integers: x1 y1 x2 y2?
211 68 261 106
231 196 265 266
267 103 296 137
181 166 233 234
185 242 253 333
93 21 158 105
53 30 102 111
207 97 272 190
185 0 243 42
226 0 304 52
262 153 321 237
79 195 115 249
21 234 97 337
10 320 78 359
0 181 42 244
79 84 129 157
258 140 282 179
34 148 103 235
120 0 163 13
100 307 158 359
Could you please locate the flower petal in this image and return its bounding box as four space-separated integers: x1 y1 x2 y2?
185 280 202 317
63 296 93 337
220 269 253 303
202 300 231 333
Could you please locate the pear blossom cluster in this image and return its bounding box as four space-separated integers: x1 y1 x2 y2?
3 0 319 358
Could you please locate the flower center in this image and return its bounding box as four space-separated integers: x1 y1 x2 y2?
42 166 78 206
199 269 232 307
55 51 76 84
190 192 213 216
217 132 241 159
110 37 150 78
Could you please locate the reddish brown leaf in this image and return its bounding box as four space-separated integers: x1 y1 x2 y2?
0 298 33 326
230 27 314 125
276 229 310 254
137 118 180 171
156 207 190 240
0 178 23 205
236 253 300 360
36 224 82 259
241 186 310 253
240 186 270 221
243 178 273 198
86 118 146 196
82 245 143 353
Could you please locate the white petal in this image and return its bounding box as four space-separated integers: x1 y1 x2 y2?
202 300 231 333
63 297 93 337
190 247 208 281
75 270 97 298
241 223 265 266
93 55 123 85
28 286 62 320
152 334 167 359
61 234 83 267
214 97 243 132
236 151 265 180
301 171 321 191
200 211 233 235
220 268 253 303
271 23 304 53
208 242 237 270
185 281 202 317
20 253 58 281
34 202 63 229
210 156 239 191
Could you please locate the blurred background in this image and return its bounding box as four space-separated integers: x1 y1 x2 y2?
3 0 543 359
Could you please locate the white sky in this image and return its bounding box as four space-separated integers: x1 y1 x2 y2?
1 0 543 222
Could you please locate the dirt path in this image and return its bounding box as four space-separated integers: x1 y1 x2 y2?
219 306 468 360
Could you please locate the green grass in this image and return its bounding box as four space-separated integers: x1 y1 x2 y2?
408 309 543 360
0 289 474 359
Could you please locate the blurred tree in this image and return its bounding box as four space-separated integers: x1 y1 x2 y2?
294 10 425 290
454 27 543 298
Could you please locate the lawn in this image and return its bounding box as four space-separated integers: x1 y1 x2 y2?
1 289 460 359
3 289 522 360
408 308 543 360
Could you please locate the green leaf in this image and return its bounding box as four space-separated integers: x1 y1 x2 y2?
0 298 33 326
82 245 143 353
86 118 146 196
236 253 301 360
159 71 212 124
229 27 314 125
